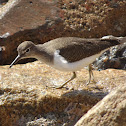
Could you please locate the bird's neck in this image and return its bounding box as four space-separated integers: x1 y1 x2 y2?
35 45 54 65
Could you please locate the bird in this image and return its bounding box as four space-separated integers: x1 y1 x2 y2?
9 36 123 89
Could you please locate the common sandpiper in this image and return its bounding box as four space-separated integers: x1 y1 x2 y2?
10 36 124 89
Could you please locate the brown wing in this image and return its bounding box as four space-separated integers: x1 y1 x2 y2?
59 38 120 63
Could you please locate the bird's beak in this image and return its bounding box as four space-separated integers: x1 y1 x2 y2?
9 55 21 68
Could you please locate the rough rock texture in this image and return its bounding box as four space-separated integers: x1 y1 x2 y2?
60 0 126 36
75 85 126 126
0 0 126 65
0 61 126 126
93 41 126 70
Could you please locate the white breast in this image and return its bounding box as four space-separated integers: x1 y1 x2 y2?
53 50 102 72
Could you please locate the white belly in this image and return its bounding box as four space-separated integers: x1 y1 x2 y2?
53 50 102 72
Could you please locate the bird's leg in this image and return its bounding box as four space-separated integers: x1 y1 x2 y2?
56 72 76 89
86 64 95 85
90 65 95 82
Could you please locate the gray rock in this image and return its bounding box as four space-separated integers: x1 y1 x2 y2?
93 36 126 70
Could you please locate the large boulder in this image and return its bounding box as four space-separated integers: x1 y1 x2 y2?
75 85 126 126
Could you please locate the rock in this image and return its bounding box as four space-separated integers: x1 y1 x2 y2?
0 0 126 65
26 115 58 126
0 61 126 125
93 36 126 70
61 0 126 36
0 0 64 65
75 85 126 126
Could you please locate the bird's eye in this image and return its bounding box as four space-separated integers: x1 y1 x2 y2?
26 48 30 53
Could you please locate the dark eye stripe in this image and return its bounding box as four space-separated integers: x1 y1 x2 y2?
26 48 30 52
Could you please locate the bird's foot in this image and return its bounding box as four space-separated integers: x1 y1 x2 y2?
51 72 76 89
47 83 68 89
86 79 96 85
53 81 69 89
48 85 68 89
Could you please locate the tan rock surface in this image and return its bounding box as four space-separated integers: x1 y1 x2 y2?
60 0 126 36
75 84 126 126
0 61 126 125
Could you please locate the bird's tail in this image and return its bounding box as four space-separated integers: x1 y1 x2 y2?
101 35 126 44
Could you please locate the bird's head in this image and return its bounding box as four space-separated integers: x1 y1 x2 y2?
10 41 36 68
